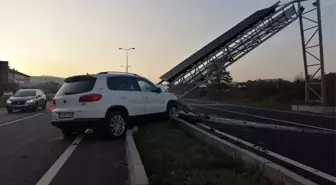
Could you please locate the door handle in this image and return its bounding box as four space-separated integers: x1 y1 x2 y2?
144 96 148 99
121 96 126 99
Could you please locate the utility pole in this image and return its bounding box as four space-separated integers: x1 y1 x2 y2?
119 48 135 73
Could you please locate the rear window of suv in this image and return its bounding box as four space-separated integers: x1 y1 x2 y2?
56 75 97 96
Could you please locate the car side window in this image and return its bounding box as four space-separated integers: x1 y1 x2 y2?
107 76 140 91
36 91 40 96
136 78 156 92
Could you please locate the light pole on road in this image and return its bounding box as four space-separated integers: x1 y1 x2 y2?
119 47 135 73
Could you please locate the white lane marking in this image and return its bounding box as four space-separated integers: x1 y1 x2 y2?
0 113 45 127
184 99 336 119
192 104 336 132
36 130 88 185
199 123 336 183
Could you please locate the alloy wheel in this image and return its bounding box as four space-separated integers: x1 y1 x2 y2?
109 115 126 136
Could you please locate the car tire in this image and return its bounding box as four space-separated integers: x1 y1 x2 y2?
42 101 47 110
166 102 178 120
32 103 38 112
61 129 75 140
104 111 127 138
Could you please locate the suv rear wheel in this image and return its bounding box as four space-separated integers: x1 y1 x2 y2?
105 111 127 138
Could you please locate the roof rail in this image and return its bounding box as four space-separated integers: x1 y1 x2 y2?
97 71 139 76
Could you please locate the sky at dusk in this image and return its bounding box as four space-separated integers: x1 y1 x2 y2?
0 0 335 83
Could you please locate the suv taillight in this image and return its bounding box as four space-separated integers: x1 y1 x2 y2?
79 94 102 102
52 99 56 105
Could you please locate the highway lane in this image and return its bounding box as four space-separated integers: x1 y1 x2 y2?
0 113 71 185
50 134 128 185
0 110 44 127
0 111 128 185
184 99 336 130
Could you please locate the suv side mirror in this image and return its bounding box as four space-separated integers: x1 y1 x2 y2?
152 87 162 93
37 95 41 98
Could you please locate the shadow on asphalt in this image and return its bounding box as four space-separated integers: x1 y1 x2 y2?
79 117 167 141
82 132 114 141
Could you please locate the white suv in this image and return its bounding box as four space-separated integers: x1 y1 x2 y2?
51 72 178 138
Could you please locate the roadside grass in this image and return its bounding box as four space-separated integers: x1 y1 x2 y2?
134 121 275 185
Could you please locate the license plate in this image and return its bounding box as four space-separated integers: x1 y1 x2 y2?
58 112 74 119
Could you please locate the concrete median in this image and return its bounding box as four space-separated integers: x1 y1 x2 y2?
125 130 148 185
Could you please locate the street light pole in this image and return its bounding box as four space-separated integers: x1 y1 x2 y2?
119 47 135 73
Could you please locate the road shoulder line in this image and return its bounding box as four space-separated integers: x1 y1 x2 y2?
0 113 45 127
36 132 86 185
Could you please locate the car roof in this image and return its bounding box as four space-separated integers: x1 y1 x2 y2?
97 71 139 77
64 72 141 83
18 89 39 91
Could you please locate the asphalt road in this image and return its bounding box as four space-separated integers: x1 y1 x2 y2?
184 99 336 131
0 110 128 185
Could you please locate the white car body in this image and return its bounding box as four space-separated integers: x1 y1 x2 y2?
51 72 177 123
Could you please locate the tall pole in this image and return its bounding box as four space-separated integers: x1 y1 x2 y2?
119 47 135 74
298 1 309 104
126 50 128 73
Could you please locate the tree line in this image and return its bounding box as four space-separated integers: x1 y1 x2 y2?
187 71 336 108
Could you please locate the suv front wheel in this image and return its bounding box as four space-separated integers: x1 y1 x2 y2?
105 111 127 138
167 102 178 120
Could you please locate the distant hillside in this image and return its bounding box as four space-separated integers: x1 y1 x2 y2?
28 76 64 86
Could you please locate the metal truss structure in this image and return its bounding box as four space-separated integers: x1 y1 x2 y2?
298 0 326 105
161 2 300 98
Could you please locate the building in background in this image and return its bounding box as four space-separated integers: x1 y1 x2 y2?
0 61 30 95
0 61 9 95
8 68 30 84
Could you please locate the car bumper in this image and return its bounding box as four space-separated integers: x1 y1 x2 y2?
51 118 105 130
6 104 36 110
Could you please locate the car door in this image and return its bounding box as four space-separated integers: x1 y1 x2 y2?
106 76 145 116
135 77 166 115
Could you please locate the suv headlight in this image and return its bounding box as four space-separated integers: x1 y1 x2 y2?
26 99 34 104
6 100 11 104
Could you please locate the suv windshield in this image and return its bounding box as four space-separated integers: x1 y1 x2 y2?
13 90 36 97
57 75 97 96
